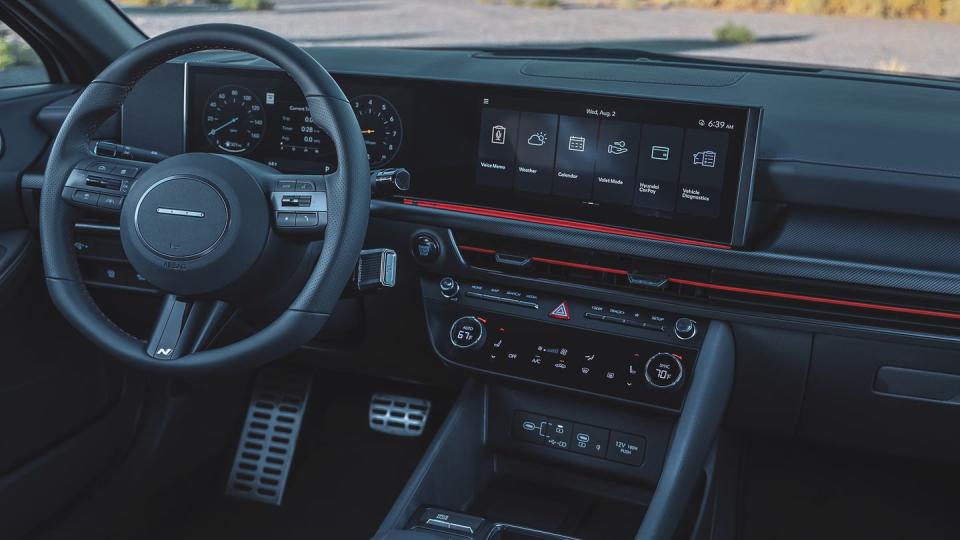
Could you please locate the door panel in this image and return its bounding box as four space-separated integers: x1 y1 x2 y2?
0 72 134 538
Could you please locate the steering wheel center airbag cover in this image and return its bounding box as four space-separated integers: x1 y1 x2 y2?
134 175 228 259
120 152 269 296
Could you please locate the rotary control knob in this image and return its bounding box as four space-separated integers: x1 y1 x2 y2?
674 318 697 340
439 277 460 299
644 352 684 389
449 316 486 350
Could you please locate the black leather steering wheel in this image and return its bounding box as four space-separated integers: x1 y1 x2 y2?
39 24 370 374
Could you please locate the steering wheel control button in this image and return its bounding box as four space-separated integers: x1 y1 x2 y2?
295 212 319 227
645 352 684 389
97 194 123 211
606 431 647 466
276 212 297 228
450 316 486 350
72 190 101 206
439 277 460 299
674 318 697 340
89 162 115 174
115 165 140 178
295 180 315 191
135 176 228 260
412 233 441 263
277 180 297 190
571 423 611 458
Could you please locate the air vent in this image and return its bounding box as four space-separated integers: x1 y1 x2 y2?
455 232 705 294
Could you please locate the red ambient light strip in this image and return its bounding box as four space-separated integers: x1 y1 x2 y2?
668 277 960 321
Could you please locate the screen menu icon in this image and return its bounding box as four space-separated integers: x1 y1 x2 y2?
553 115 600 199
677 128 729 217
634 124 684 213
477 108 521 189
593 119 641 205
514 112 560 194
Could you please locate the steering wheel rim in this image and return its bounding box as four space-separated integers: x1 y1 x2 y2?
39 24 370 374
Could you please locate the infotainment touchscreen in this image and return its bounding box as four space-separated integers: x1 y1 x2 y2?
400 84 759 246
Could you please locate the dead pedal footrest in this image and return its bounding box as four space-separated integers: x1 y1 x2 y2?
369 393 431 437
225 366 314 505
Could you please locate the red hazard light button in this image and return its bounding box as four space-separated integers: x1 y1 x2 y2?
549 301 571 320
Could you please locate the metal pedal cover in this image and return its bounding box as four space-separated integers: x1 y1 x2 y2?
225 366 314 505
369 393 431 437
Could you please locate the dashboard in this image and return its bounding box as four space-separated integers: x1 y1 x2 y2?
83 46 960 464
183 63 759 246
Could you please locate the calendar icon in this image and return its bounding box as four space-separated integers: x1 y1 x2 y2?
568 135 586 152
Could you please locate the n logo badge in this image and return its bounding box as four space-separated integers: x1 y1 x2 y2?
155 348 174 357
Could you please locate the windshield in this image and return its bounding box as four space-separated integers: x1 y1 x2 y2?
115 0 959 79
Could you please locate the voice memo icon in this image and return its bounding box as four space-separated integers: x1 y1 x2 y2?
491 125 506 144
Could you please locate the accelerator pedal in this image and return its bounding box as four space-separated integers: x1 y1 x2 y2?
225 365 314 505
369 393 431 437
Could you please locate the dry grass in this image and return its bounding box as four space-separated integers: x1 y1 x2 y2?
562 0 960 20
875 57 909 72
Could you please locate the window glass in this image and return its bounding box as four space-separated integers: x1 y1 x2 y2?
114 0 960 80
0 22 47 88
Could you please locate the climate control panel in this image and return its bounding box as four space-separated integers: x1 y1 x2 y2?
423 276 703 411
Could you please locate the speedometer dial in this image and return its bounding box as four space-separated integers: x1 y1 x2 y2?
203 85 265 154
351 94 402 167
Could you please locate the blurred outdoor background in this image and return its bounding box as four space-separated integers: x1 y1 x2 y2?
5 0 960 87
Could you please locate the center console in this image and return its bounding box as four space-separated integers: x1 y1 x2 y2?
423 276 705 412
373 318 734 540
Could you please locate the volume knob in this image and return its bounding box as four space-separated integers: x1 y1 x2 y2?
674 318 697 340
440 277 460 299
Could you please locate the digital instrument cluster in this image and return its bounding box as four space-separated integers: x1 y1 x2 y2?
186 64 405 174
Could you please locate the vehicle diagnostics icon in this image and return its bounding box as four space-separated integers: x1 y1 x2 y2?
693 150 717 168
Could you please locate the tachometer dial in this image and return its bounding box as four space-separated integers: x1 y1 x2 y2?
351 94 402 167
203 85 265 154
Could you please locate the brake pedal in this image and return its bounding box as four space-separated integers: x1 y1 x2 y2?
225 366 314 505
369 393 431 437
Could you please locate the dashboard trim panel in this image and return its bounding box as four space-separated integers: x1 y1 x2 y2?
403 198 733 250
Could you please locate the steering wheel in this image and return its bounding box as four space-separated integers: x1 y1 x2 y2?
39 24 370 374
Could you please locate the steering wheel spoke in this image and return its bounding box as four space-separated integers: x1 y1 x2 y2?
62 157 151 215
147 295 235 360
265 172 329 236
